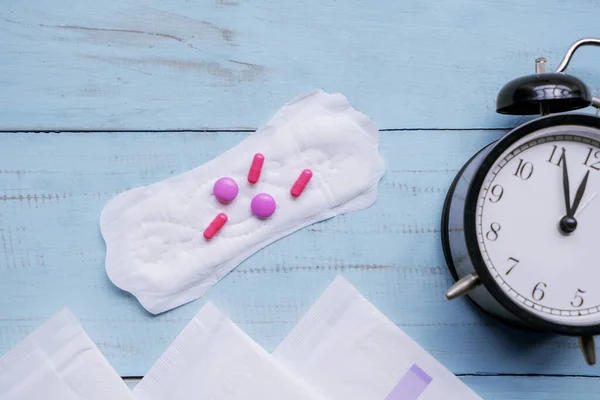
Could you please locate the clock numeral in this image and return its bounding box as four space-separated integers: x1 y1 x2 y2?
532 282 546 301
547 145 565 167
583 147 600 170
505 257 519 275
571 289 586 308
513 158 534 180
488 184 504 203
485 222 501 241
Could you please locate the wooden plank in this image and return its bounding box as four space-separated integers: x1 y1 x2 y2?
1 0 600 130
1 130 598 379
125 375 600 399
460 376 600 399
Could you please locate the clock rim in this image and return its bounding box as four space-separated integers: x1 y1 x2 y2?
465 113 600 336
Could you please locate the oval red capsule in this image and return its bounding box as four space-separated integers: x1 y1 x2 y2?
203 213 228 240
247 153 265 184
291 169 313 197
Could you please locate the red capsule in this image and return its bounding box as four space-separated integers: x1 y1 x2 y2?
247 153 265 184
203 213 228 240
291 169 313 197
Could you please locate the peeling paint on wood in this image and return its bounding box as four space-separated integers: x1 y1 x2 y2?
1 0 599 130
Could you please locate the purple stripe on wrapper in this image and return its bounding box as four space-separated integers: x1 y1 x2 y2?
385 364 432 400
408 364 432 384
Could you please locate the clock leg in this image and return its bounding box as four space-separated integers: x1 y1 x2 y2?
445 273 481 300
578 335 596 366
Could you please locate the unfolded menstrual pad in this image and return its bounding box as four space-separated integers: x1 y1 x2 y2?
100 90 386 314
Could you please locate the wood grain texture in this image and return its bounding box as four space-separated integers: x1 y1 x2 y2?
124 376 600 399
1 0 600 130
3 2 600 395
459 376 600 399
2 129 600 387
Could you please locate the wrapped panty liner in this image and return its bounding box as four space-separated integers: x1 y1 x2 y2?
0 309 135 400
273 276 482 400
133 302 327 400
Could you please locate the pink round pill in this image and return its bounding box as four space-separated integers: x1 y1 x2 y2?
251 193 276 218
213 177 239 203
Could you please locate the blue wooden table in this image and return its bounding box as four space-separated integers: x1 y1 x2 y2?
2 1 600 398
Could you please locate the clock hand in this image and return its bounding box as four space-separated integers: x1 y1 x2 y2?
558 148 579 234
575 192 597 217
570 170 591 217
560 148 571 216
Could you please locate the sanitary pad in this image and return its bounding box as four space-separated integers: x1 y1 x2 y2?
133 302 326 400
100 90 386 314
273 276 482 400
0 309 135 400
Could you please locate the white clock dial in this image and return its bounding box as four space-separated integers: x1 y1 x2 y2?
477 133 600 326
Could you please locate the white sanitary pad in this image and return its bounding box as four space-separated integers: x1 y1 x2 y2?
100 90 386 314
0 309 135 400
273 276 482 400
133 301 326 400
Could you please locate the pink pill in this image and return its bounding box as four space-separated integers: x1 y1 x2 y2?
247 153 265 184
251 193 276 219
213 177 238 203
291 169 313 197
204 213 228 240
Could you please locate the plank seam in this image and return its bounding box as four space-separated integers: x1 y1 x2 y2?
458 373 600 378
122 373 600 380
0 128 511 134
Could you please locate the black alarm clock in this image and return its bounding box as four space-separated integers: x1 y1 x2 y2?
441 38 600 365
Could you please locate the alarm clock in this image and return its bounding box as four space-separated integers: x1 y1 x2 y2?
441 38 600 365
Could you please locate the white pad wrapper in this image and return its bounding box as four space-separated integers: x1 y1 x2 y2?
273 276 482 400
133 302 326 400
100 90 385 314
0 309 135 400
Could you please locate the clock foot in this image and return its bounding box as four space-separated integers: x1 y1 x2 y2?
578 335 596 365
445 273 481 300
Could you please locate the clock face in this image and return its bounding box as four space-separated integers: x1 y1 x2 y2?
476 128 600 326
